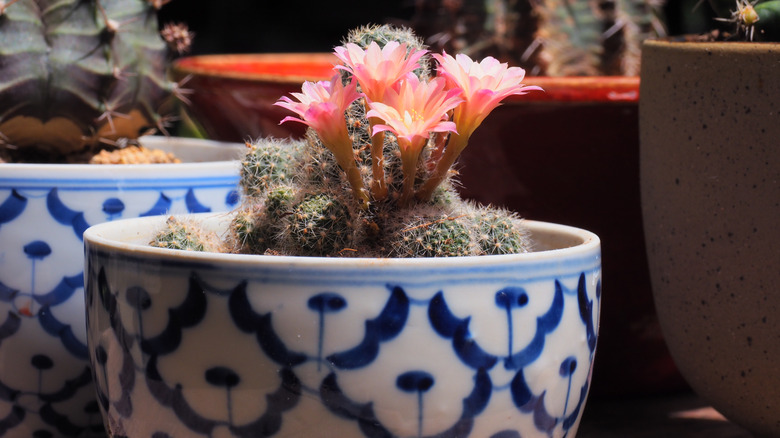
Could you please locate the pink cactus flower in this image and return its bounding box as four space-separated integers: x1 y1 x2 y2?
417 52 542 201
334 41 427 102
433 51 542 139
334 41 428 201
275 74 360 148
366 74 463 205
275 75 369 207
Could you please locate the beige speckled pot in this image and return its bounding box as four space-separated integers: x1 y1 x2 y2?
639 39 780 437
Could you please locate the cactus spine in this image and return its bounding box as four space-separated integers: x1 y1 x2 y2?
0 0 190 163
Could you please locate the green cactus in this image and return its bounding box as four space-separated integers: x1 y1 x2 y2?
240 138 303 197
408 0 666 76
289 193 354 256
390 211 474 258
471 206 532 255
151 26 534 258
151 216 220 252
0 0 190 163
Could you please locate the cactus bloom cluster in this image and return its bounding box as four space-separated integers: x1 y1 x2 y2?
275 41 541 208
154 25 542 258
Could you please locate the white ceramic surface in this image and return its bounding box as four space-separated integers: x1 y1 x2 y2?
84 213 601 438
0 137 243 437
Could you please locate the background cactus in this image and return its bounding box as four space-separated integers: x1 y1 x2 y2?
156 25 535 258
0 0 190 163
409 0 667 76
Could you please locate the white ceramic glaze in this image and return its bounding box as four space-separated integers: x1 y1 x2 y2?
84 213 601 438
0 137 243 437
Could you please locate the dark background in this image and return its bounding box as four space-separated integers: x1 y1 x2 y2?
158 0 712 56
158 1 417 55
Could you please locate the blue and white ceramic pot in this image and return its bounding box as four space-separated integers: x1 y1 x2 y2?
84 213 601 438
0 137 242 437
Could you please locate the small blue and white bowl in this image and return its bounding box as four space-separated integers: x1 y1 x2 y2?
84 213 601 438
0 137 242 437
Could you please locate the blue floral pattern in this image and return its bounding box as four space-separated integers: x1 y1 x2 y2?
0 172 239 438
86 242 601 438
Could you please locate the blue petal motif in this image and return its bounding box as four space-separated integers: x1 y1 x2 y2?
504 283 564 370
139 193 172 217
229 368 302 438
428 292 498 370
46 189 90 239
185 189 211 213
145 355 220 436
23 240 52 260
145 355 301 438
37 306 89 360
102 198 125 217
34 273 83 307
40 400 86 436
0 281 18 302
0 190 27 228
461 368 493 419
326 285 409 370
141 275 208 355
576 274 598 352
228 283 307 367
225 190 240 207
0 312 21 346
518 390 557 435
561 381 590 430
0 405 24 436
38 367 93 404
320 372 393 438
490 431 521 438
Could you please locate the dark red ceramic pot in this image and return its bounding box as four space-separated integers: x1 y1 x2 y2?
172 54 687 398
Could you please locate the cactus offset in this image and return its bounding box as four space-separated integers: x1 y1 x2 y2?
0 0 190 162
152 25 537 258
151 216 221 252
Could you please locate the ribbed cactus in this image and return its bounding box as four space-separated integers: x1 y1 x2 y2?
0 0 190 163
152 25 537 258
409 0 666 76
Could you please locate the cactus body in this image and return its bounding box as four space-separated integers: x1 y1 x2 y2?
151 216 220 252
0 0 182 162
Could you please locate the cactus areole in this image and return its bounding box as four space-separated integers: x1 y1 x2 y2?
0 0 185 162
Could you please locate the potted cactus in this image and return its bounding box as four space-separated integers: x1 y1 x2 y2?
0 1 241 436
168 0 676 398
82 25 603 438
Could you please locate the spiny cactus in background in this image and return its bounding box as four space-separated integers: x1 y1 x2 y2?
710 0 780 41
154 25 540 258
409 0 666 76
0 0 192 163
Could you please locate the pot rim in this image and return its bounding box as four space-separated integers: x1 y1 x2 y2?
84 212 601 269
643 38 780 53
173 53 639 103
0 136 244 172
